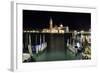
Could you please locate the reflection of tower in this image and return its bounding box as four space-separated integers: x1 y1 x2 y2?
50 18 53 30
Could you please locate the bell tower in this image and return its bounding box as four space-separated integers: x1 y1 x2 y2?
49 17 53 30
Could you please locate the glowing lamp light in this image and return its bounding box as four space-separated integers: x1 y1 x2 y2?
77 42 80 48
60 24 63 28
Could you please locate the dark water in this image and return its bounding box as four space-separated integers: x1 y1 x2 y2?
23 33 82 62
27 49 81 62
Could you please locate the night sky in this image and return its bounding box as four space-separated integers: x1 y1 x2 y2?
23 10 91 31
